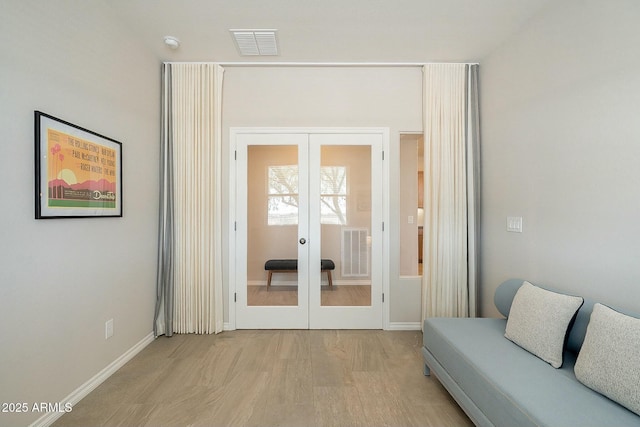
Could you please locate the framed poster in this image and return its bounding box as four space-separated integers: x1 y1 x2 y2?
35 111 123 219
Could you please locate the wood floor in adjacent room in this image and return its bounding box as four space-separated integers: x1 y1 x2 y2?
248 285 372 306
53 330 472 427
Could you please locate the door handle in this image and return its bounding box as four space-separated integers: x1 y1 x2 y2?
299 238 306 245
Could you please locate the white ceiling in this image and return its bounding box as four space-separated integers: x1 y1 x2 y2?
108 0 553 63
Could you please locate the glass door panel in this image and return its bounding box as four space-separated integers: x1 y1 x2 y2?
247 145 299 307
308 133 383 329
235 132 309 329
320 145 372 307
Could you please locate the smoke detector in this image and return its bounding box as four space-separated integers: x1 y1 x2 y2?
164 36 180 49
230 30 278 56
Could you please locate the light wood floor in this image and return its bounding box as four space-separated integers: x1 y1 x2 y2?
248 285 371 307
53 330 472 427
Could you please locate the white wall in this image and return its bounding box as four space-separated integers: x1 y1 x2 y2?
222 66 423 325
0 1 160 426
480 0 640 316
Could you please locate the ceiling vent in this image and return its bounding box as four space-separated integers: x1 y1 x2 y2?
230 29 279 56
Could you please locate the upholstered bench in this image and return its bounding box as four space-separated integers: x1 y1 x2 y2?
264 259 335 288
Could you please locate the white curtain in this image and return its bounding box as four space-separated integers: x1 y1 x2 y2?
154 63 224 336
422 63 480 320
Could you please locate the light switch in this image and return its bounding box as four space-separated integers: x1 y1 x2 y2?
408 215 414 224
507 216 523 233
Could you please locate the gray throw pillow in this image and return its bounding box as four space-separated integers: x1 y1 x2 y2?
574 303 640 416
504 281 583 368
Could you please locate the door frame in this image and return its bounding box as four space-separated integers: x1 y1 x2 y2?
228 127 390 330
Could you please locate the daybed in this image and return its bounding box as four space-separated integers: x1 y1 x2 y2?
422 278 640 427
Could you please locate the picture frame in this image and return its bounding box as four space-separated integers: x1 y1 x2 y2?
35 111 123 219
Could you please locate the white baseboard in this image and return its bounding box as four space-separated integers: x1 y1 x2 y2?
30 332 155 427
332 280 371 286
247 280 265 286
388 321 422 331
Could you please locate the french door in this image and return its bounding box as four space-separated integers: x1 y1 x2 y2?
234 129 384 329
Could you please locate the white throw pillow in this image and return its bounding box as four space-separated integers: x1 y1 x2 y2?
574 303 640 416
504 281 583 368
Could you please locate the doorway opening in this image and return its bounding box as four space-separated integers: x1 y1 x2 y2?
399 133 424 277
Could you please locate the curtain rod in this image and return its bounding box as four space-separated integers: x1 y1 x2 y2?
162 61 479 67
